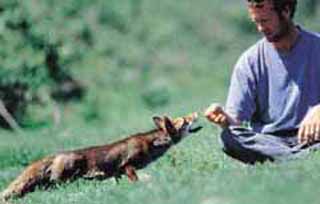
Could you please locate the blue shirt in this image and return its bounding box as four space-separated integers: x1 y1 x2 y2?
225 27 320 134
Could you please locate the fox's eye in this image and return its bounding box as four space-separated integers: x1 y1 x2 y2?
153 137 172 146
182 121 189 129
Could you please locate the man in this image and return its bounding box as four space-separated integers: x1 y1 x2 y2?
205 0 320 164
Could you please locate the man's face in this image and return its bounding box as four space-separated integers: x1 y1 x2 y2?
248 1 290 42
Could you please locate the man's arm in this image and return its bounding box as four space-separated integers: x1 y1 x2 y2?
206 49 258 129
204 103 241 128
298 104 320 144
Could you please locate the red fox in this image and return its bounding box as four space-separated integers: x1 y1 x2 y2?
1 113 202 201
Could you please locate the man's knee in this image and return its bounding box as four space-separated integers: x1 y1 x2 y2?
220 128 235 148
219 128 247 162
219 127 247 153
219 127 273 164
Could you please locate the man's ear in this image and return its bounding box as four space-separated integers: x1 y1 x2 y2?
282 5 291 20
164 116 177 135
153 116 164 130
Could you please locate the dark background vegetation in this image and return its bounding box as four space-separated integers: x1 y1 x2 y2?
0 0 319 203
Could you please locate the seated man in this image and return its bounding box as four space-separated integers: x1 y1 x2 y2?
205 0 320 164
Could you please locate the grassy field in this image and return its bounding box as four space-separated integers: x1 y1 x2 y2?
1 0 320 203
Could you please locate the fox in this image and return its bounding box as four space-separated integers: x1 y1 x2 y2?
1 112 202 201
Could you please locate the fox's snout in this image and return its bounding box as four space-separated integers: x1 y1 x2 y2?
184 112 202 133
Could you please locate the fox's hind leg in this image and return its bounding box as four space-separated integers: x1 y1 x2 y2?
49 153 87 182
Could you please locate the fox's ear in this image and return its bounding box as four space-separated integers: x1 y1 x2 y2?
153 116 164 130
164 116 177 135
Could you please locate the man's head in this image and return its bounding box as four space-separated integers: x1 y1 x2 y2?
247 0 297 19
246 0 297 42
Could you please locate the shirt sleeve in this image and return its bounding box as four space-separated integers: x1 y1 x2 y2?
225 53 258 123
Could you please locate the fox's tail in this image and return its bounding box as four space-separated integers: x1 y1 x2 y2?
1 152 87 201
1 156 54 201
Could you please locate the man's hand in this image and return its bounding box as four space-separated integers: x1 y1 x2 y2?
298 105 320 145
204 103 239 128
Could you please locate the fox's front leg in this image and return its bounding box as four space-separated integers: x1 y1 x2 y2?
124 166 138 182
113 172 122 183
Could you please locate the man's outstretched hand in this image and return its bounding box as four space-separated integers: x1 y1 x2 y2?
204 103 240 128
298 105 320 145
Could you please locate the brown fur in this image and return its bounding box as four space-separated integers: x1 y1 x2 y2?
1 113 201 201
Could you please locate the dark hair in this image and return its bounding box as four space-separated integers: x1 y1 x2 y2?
247 0 297 19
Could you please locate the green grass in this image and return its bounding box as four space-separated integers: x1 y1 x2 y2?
1 0 320 203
